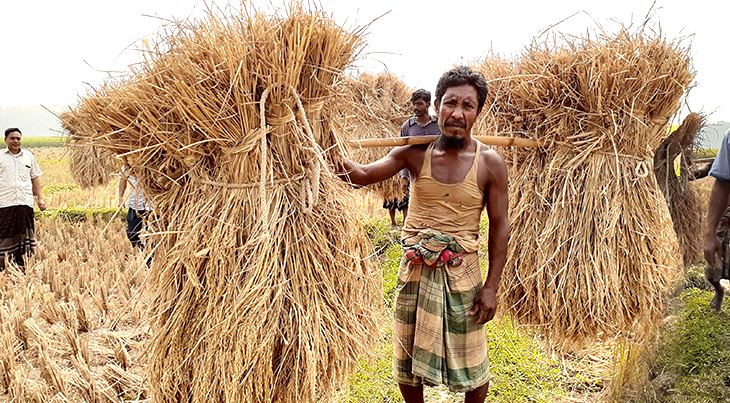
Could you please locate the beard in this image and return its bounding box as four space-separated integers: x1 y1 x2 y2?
437 133 469 150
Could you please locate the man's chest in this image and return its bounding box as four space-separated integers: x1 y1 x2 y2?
0 154 32 181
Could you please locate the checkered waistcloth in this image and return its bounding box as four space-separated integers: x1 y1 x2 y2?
392 251 490 392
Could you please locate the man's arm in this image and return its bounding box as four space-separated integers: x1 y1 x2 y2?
118 178 128 208
471 151 509 325
704 179 730 267
337 146 410 187
31 177 46 211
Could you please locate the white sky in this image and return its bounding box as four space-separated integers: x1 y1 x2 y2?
1 0 728 122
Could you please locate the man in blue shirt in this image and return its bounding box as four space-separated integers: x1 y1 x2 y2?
704 129 730 310
384 89 441 228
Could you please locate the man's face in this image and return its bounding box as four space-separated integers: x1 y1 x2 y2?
412 99 429 117
435 84 479 141
5 132 21 153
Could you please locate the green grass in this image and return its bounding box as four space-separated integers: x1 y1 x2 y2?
651 264 730 402
36 206 125 222
1 136 64 148
485 317 568 402
43 183 80 194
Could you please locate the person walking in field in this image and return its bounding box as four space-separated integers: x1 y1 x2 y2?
704 128 730 310
383 89 442 229
338 66 508 403
0 127 46 271
118 167 152 250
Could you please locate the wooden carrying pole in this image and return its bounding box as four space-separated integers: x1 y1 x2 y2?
348 135 541 148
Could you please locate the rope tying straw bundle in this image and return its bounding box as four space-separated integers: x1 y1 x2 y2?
195 87 326 215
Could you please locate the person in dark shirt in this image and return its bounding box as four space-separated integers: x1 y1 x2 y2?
384 89 441 228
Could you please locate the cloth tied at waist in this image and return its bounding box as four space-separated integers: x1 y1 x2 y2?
402 229 466 268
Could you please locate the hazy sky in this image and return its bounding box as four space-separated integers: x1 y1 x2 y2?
2 0 728 122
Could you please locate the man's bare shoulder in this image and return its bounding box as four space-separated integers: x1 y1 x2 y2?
476 143 506 166
390 143 430 157
476 142 508 184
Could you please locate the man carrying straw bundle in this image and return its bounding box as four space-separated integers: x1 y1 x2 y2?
703 128 730 310
339 66 508 402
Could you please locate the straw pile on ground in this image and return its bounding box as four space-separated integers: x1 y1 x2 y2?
60 6 380 403
345 73 412 201
60 111 118 188
653 113 705 266
476 28 693 348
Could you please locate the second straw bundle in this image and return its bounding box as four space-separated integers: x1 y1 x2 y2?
477 29 694 347
62 6 380 403
345 73 412 201
654 113 705 266
60 111 118 188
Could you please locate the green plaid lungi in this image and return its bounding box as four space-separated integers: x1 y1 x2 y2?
392 251 490 392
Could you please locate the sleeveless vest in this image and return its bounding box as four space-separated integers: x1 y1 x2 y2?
402 142 485 253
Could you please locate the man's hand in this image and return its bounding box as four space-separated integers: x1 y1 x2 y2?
705 234 723 268
37 200 46 211
470 287 498 325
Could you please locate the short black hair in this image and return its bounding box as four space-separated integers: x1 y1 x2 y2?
434 66 489 114
411 89 431 104
4 127 21 138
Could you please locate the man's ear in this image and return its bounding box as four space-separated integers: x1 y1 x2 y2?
434 100 440 114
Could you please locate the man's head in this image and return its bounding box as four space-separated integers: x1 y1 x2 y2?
411 89 431 118
4 127 22 154
433 67 489 149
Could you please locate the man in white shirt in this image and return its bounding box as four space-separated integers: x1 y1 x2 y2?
118 167 151 250
0 128 46 270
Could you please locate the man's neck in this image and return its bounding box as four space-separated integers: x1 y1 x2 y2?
8 148 21 155
415 114 431 125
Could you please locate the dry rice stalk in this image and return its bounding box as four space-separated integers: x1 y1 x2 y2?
101 363 146 399
74 293 91 333
344 73 413 201
653 113 706 266
63 4 380 403
61 325 80 358
39 344 69 396
0 331 15 391
476 27 693 348
60 111 119 188
107 334 131 370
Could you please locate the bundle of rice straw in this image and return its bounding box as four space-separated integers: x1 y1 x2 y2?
345 73 412 201
476 28 693 348
61 5 380 403
60 111 119 188
653 113 705 266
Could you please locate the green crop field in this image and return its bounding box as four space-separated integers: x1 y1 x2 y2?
1 135 64 148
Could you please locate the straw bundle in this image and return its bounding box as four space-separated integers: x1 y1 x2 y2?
345 73 412 200
653 113 705 266
60 111 119 188
61 5 380 403
476 28 693 347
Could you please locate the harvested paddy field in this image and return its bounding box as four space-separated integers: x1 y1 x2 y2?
0 147 728 402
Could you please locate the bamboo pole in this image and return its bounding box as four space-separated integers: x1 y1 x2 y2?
347 135 541 148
